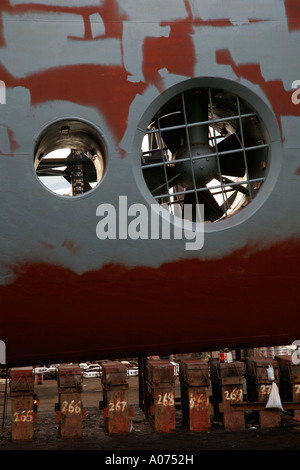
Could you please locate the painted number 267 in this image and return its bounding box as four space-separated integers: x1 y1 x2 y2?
224 388 243 401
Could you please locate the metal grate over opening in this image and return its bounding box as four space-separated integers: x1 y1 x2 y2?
141 87 270 223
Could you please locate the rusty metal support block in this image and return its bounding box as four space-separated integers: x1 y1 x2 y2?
246 357 281 428
101 362 130 435
56 364 84 439
179 359 211 432
146 360 175 433
10 367 36 442
210 360 245 430
276 355 300 419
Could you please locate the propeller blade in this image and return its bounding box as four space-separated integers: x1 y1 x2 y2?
218 133 245 177
157 112 184 154
142 165 178 195
183 189 224 222
197 190 224 221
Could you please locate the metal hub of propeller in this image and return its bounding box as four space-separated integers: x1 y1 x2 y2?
174 142 218 189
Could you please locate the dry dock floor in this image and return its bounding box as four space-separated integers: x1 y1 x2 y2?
1 376 300 451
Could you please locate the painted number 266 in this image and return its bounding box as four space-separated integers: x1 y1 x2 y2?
62 400 81 414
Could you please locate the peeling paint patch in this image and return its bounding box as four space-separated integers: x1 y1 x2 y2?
39 240 56 250
284 0 300 31
0 62 147 148
0 125 20 156
142 1 195 90
193 17 233 27
62 239 81 254
216 48 300 139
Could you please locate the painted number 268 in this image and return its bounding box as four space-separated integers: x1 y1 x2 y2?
157 392 174 407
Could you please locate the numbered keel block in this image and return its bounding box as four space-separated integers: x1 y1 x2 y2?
210 360 245 430
246 357 281 428
10 367 36 442
101 362 130 435
276 354 300 419
179 359 211 432
56 365 85 439
146 360 176 433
